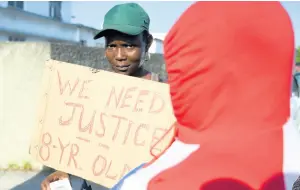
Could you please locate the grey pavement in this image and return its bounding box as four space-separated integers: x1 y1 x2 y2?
0 171 108 190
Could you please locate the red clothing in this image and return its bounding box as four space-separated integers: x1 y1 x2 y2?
150 2 295 189
118 2 299 190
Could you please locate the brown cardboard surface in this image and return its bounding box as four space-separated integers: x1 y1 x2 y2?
29 59 176 188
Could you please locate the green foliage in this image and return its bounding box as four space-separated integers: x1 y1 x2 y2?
22 161 33 171
8 162 20 170
5 161 33 171
296 46 300 64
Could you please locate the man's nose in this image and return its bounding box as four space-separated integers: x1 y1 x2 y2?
115 47 126 61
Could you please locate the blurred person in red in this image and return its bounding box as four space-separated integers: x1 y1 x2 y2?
113 2 300 190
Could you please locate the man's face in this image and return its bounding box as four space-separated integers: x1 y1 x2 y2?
105 31 146 76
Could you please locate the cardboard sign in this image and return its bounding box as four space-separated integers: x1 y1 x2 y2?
29 60 176 188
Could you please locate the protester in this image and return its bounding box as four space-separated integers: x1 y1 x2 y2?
92 2 163 82
113 2 300 190
41 2 163 190
291 69 300 129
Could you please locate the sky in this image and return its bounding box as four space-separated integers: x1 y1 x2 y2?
71 1 300 47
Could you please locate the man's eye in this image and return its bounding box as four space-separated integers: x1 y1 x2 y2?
107 44 116 48
124 44 134 48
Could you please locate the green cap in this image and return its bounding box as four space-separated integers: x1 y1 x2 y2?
94 3 150 39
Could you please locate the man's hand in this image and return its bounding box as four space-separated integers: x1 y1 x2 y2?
40 171 69 190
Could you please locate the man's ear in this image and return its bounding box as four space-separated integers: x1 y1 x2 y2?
146 34 153 52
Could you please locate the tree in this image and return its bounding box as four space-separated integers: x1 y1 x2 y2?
296 46 300 64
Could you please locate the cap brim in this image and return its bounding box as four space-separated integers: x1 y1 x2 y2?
93 25 145 40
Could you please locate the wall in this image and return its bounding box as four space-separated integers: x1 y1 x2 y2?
150 33 166 54
50 43 167 79
0 32 8 41
0 42 166 170
155 39 163 54
24 1 50 17
78 26 99 47
0 6 98 46
149 39 163 54
149 40 157 54
26 36 47 42
151 33 166 41
0 31 74 43
0 7 76 41
1 1 72 22
0 1 7 7
0 42 51 169
61 1 72 23
0 43 4 169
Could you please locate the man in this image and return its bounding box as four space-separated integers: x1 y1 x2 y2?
41 3 163 190
114 2 300 190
